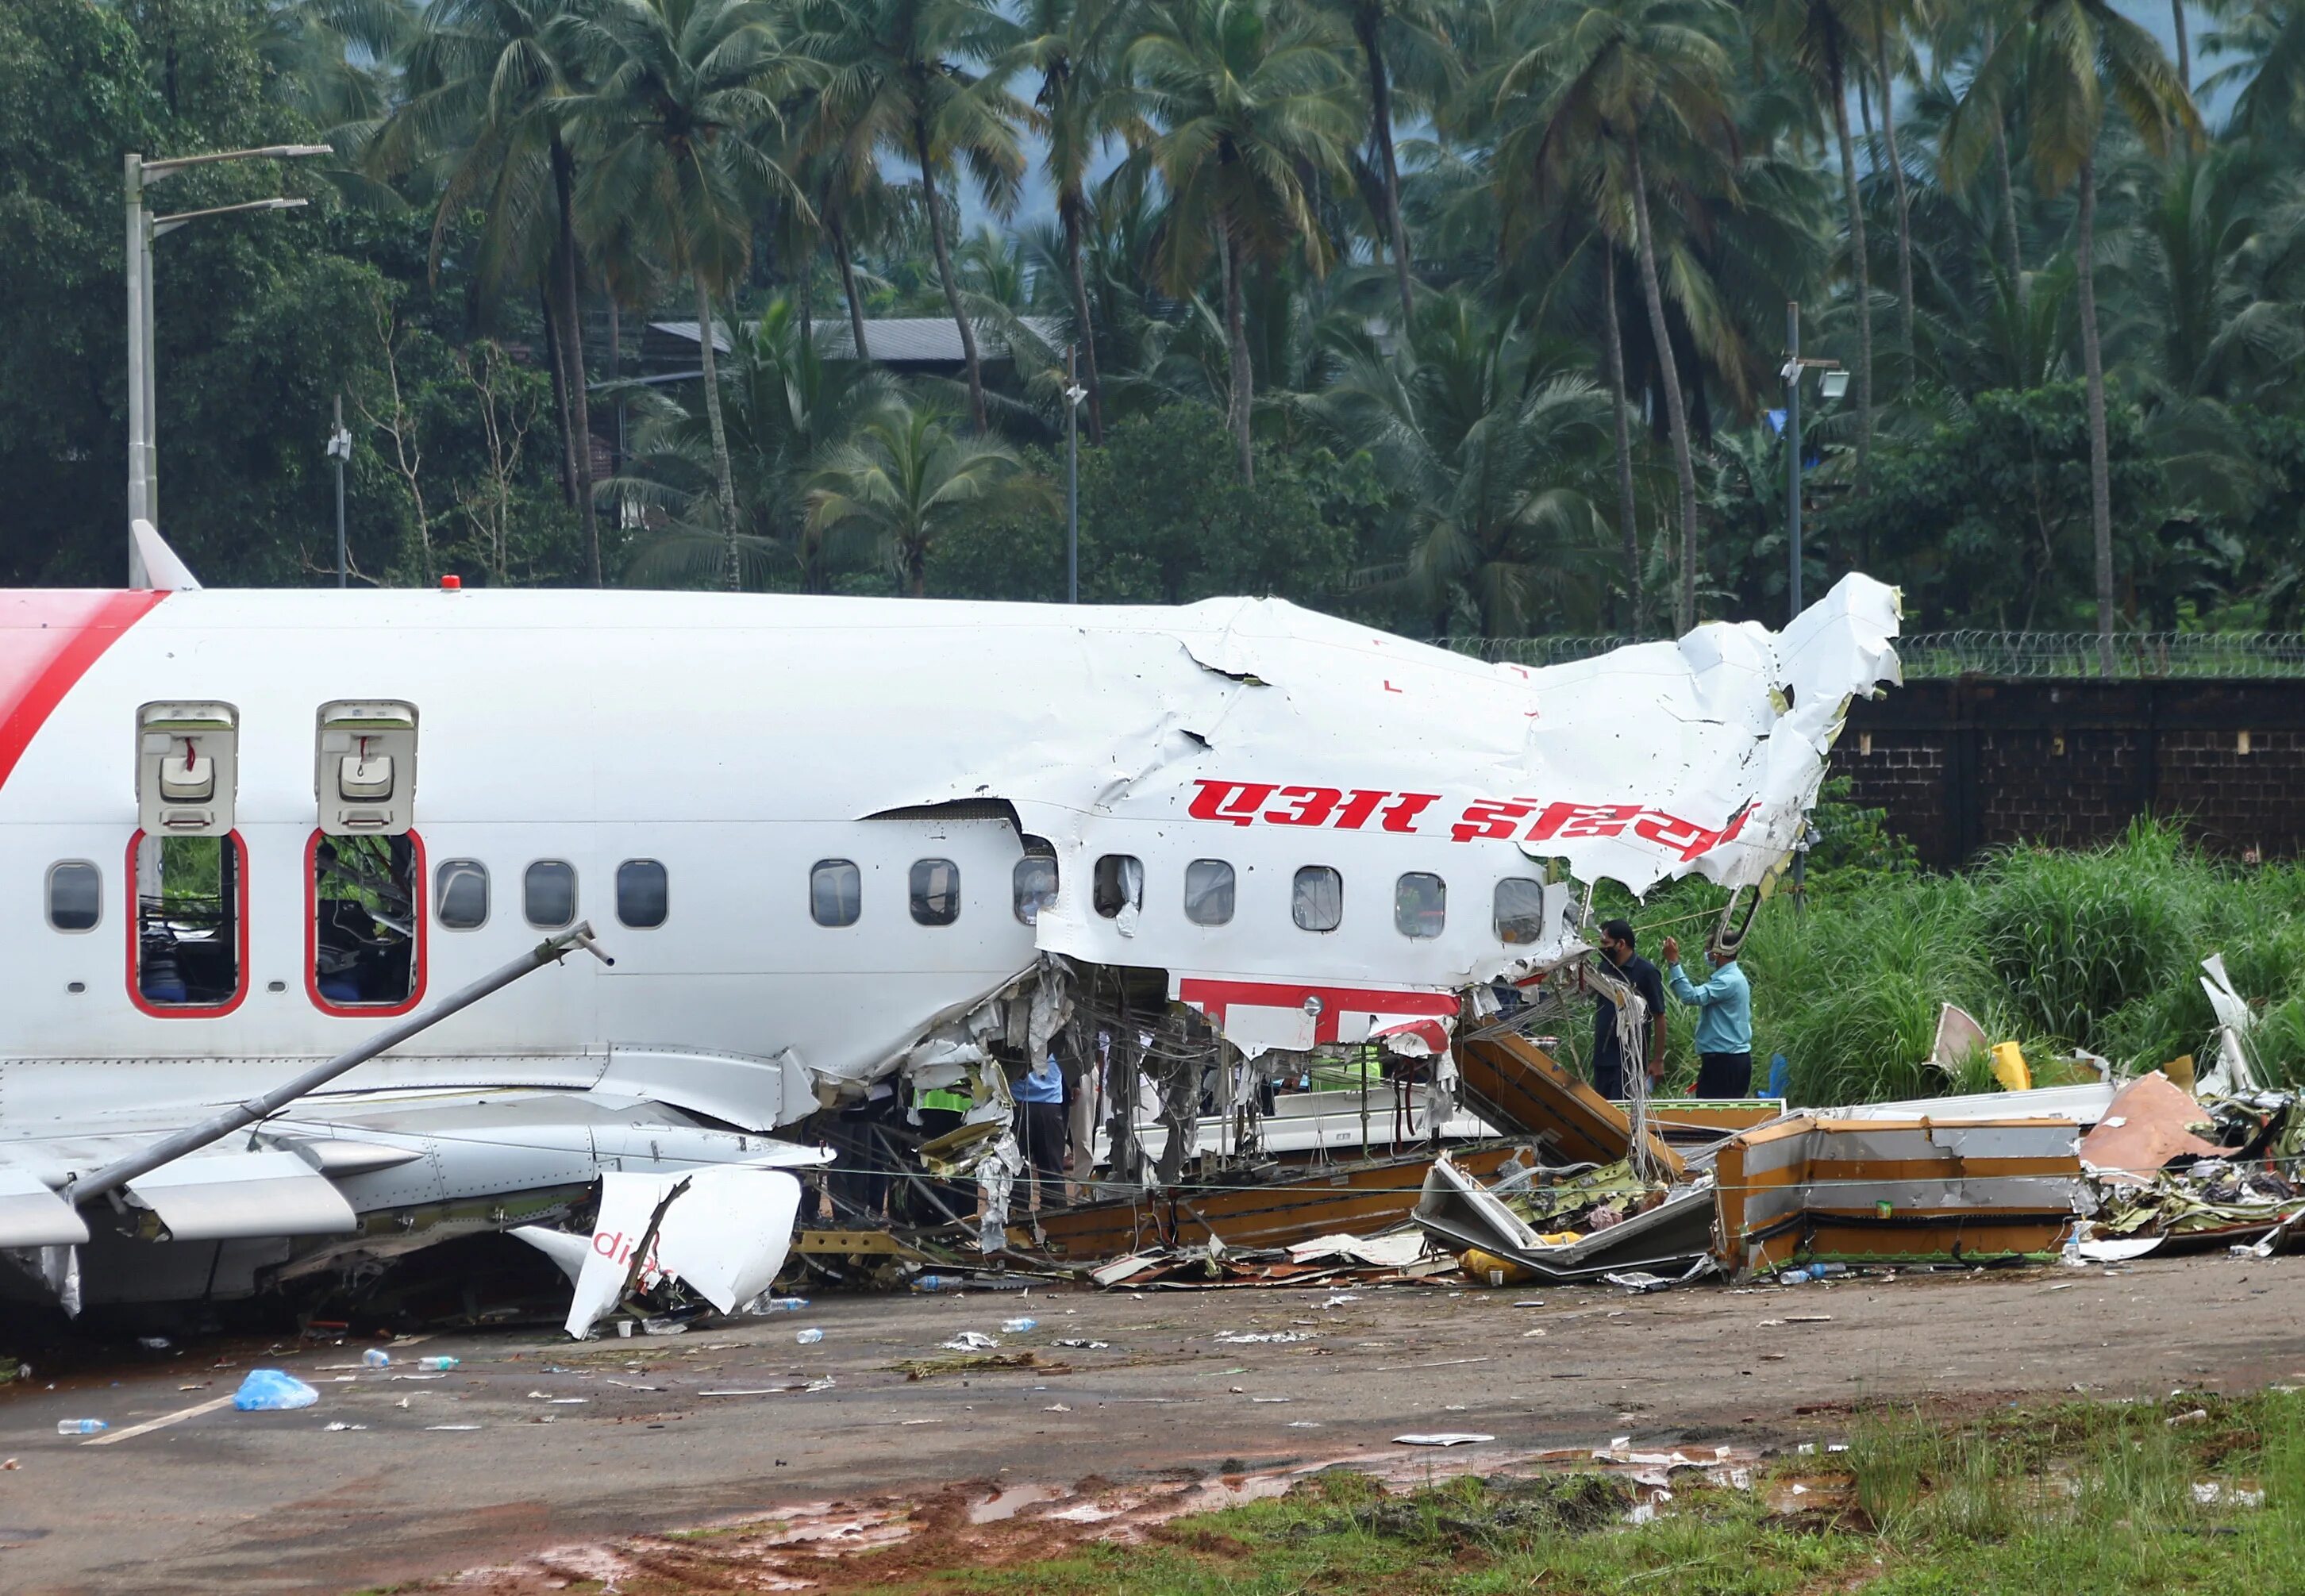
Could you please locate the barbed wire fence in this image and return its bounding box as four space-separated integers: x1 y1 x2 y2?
1434 632 2305 679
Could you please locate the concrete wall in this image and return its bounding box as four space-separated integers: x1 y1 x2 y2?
1834 679 2305 867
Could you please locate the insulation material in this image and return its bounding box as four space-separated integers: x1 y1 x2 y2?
1710 1114 2088 1277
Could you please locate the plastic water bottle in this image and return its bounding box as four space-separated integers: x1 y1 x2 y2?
415 1356 459 1371
362 1348 392 1368
912 1275 963 1293
1001 1317 1038 1333
756 1297 810 1315
56 1419 107 1436
796 1328 825 1345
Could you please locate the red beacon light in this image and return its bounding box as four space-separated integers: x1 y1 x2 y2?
440 575 462 591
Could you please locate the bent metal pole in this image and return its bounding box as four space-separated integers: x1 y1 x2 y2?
61 923 612 1209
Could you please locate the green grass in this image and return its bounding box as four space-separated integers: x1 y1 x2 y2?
822 1390 2305 1595
1580 811 2305 1106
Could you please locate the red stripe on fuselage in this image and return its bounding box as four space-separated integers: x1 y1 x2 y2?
0 590 168 792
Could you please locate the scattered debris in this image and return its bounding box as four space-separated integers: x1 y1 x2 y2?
1392 1433 1496 1447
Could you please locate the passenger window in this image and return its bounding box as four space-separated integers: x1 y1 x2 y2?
313 834 420 1008
812 859 862 927
618 860 668 928
910 858 961 926
1495 877 1548 944
48 861 101 932
1013 855 1058 925
1292 865 1343 932
436 860 489 929
1091 855 1142 919
134 834 244 1008
1395 872 1446 938
1183 859 1234 925
525 860 576 928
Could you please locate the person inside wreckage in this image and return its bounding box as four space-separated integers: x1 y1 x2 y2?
1014 1047 1069 1209
1590 919 1668 1101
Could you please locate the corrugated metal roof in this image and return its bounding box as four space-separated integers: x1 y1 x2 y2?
650 315 1061 363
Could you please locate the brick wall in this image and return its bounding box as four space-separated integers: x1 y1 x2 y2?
1834 679 2305 867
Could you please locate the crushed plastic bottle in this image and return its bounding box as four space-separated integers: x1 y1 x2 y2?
749 1296 810 1315
1001 1317 1039 1334
361 1348 392 1368
414 1356 460 1372
795 1328 825 1344
56 1419 108 1436
911 1275 964 1293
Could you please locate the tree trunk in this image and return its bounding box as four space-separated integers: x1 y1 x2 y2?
1987 27 2023 288
2172 0 2190 90
550 136 602 588
541 284 575 506
2076 155 2116 677
1827 47 1873 496
695 275 743 593
1600 254 1642 636
1060 193 1106 445
1357 6 1416 332
1222 220 1254 486
1626 139 1699 633
916 117 987 432
607 295 625 474
831 212 872 360
908 540 928 598
1873 2 1916 372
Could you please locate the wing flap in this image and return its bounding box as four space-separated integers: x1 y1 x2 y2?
0 1169 90 1248
125 1150 358 1240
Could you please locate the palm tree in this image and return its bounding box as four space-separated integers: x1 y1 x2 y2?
1496 0 1738 631
1310 0 1456 329
559 0 812 590
376 0 606 585
1755 0 1877 491
1870 0 1919 369
616 298 902 590
1945 0 2197 672
1025 0 1138 444
800 0 1032 433
262 0 417 131
806 404 1052 593
1126 0 1360 484
1301 292 1610 636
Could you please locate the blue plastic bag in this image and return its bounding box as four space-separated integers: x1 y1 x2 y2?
233 1369 319 1411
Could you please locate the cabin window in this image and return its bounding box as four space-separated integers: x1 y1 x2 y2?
811 859 862 927
1183 859 1235 925
48 861 101 932
1091 855 1143 919
436 860 489 929
524 860 576 927
1012 855 1058 925
312 833 421 1010
618 860 668 928
910 858 960 926
1292 866 1343 932
1494 878 1548 944
132 834 246 1010
1395 872 1447 938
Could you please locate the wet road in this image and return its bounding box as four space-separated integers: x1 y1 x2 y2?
4 1252 2303 1594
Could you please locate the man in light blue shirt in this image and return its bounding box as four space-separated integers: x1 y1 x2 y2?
1660 935 1753 1098
1014 1050 1068 1209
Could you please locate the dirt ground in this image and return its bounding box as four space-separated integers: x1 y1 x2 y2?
4 1251 2303 1595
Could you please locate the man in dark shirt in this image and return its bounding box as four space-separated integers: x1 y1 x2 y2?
1589 917 1668 1102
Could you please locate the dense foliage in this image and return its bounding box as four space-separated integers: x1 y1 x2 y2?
3 0 2302 653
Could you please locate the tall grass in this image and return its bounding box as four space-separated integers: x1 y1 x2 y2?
1615 819 2305 1107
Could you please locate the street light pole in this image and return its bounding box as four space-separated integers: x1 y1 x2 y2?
123 144 329 586
328 394 352 587
1064 345 1085 605
1786 301 1801 622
